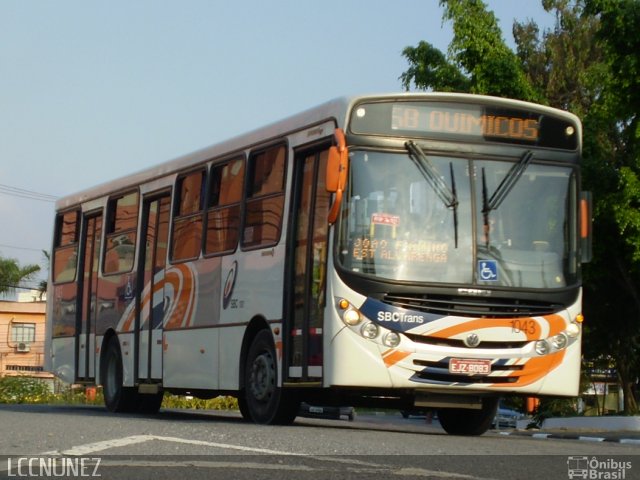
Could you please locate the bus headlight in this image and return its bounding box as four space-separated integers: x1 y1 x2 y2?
566 322 580 338
551 333 568 350
534 321 581 355
343 308 362 326
361 322 379 339
535 340 550 355
383 331 401 348
336 298 402 345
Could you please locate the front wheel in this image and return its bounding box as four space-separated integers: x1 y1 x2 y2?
237 392 251 422
102 336 137 413
243 329 298 425
437 397 499 436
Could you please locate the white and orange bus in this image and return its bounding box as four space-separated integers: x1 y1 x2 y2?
45 93 591 435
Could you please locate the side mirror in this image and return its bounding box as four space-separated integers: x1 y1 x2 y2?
327 128 349 224
580 191 592 263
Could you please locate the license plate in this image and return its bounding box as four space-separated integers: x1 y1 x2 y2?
449 358 491 375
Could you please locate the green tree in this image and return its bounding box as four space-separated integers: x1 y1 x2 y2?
581 0 640 413
401 0 537 100
0 255 40 296
400 0 640 413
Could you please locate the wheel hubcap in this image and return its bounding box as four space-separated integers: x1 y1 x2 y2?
250 351 275 402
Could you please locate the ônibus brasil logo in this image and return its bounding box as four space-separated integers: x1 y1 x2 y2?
567 456 632 480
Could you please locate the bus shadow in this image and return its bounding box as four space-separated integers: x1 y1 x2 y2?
0 403 448 436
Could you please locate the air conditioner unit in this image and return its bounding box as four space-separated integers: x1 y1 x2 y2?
16 342 30 353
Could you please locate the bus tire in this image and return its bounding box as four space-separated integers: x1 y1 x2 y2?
102 336 137 413
437 397 499 436
137 391 164 414
237 392 251 421
243 329 298 425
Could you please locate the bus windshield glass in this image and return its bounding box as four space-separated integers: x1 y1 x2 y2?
337 150 578 288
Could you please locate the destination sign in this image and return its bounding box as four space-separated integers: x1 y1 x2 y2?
350 101 578 150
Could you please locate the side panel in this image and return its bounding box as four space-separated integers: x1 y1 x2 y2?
50 337 76 384
158 257 222 389
163 329 220 389
49 281 78 383
217 323 245 390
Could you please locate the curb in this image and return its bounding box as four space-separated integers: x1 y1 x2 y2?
498 430 640 444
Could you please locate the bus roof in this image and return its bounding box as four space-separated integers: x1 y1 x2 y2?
55 92 581 211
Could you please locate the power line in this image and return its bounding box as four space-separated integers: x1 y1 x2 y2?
0 243 47 253
0 183 58 202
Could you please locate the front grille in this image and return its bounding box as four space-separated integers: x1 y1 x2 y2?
412 359 522 384
404 333 529 349
383 293 561 318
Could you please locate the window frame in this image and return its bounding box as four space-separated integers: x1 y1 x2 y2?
11 322 36 344
204 155 246 257
52 209 80 284
241 143 288 251
103 190 140 276
170 168 207 263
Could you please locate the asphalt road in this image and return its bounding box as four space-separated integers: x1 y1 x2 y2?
0 404 638 479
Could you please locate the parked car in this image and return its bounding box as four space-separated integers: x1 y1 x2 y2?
492 404 525 429
400 409 428 419
298 403 355 421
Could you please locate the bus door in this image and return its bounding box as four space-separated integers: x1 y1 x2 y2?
285 146 331 382
77 212 102 382
136 193 171 382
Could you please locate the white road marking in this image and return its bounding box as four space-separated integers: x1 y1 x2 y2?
33 434 498 479
41 434 155 456
42 434 298 456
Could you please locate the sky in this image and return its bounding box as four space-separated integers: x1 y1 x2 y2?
0 0 556 295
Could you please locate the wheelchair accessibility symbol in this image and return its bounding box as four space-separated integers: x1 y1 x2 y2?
478 260 498 281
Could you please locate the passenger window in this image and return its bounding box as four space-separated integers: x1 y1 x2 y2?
104 192 139 274
53 210 80 283
172 169 206 261
242 145 287 249
206 157 244 255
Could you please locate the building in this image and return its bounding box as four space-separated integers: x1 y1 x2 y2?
0 300 53 381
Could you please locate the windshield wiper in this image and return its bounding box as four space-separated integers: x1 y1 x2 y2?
449 162 458 248
481 150 534 247
481 167 491 247
406 141 457 208
485 150 534 212
405 141 459 247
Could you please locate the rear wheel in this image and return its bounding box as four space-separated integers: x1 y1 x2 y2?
437 398 499 436
102 336 137 413
243 329 298 424
136 391 164 414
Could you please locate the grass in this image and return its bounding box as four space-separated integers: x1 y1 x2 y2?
0 376 239 410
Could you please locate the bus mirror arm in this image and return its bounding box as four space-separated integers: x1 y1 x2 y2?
327 128 349 224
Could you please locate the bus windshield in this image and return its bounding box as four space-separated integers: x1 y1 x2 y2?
337 150 578 288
